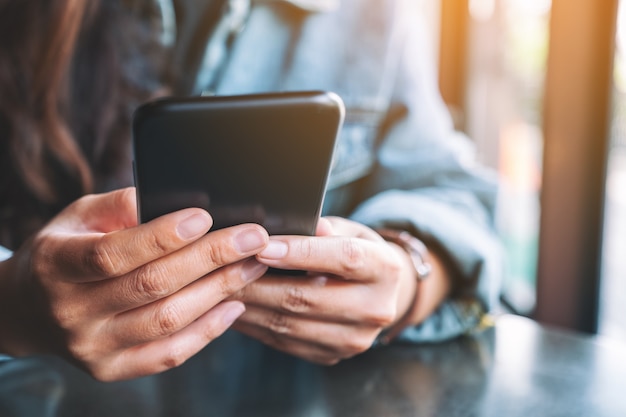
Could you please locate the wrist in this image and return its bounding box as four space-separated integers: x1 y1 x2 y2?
0 251 47 357
375 228 432 344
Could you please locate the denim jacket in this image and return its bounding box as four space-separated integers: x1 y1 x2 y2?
0 0 503 344
176 0 503 342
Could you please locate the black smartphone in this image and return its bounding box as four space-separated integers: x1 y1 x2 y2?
132 91 344 236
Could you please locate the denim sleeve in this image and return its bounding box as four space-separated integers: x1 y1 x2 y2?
351 0 504 343
212 0 503 343
351 190 502 343
0 245 11 262
0 246 13 361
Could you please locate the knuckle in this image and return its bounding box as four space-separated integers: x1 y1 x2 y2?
152 303 185 337
89 367 110 382
213 270 241 299
255 327 283 350
338 238 365 273
30 256 50 282
230 285 246 302
65 335 92 363
65 334 108 375
88 238 123 277
90 367 118 383
49 303 81 330
30 235 54 278
200 318 225 343
267 311 293 335
131 262 171 301
364 304 396 328
342 334 375 355
144 228 171 255
88 354 128 382
279 286 312 313
160 347 188 371
202 240 229 268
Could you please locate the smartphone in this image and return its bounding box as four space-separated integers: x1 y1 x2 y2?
132 91 345 236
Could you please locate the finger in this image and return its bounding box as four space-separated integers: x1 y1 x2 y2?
256 236 397 281
233 307 377 365
58 187 139 232
323 216 384 241
234 320 339 365
103 259 268 347
237 275 394 326
93 301 245 381
315 217 334 237
46 206 215 282
87 224 269 313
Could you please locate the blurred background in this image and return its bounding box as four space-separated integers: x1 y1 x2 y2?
418 0 625 341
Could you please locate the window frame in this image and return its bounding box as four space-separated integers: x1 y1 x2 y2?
534 0 618 333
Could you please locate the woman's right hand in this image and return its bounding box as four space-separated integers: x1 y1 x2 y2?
0 187 269 381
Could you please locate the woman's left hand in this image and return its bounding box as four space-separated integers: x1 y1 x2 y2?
231 216 421 365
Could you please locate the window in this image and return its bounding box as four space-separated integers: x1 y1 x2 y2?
464 0 551 314
599 0 626 343
438 1 620 333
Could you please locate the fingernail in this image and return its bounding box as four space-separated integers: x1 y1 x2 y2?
234 228 267 253
241 258 268 282
259 240 288 259
222 302 246 326
177 213 211 240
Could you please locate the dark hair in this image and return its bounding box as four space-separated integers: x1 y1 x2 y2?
0 0 166 248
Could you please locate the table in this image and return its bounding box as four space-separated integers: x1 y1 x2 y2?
1 314 625 417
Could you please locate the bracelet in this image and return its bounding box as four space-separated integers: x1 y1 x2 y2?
375 228 432 344
376 229 432 281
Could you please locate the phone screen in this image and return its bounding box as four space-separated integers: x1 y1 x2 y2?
132 91 344 236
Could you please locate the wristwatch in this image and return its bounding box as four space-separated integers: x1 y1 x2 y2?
376 228 432 281
375 228 432 343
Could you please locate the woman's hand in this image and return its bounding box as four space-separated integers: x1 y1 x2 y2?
231 216 449 365
0 187 269 381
